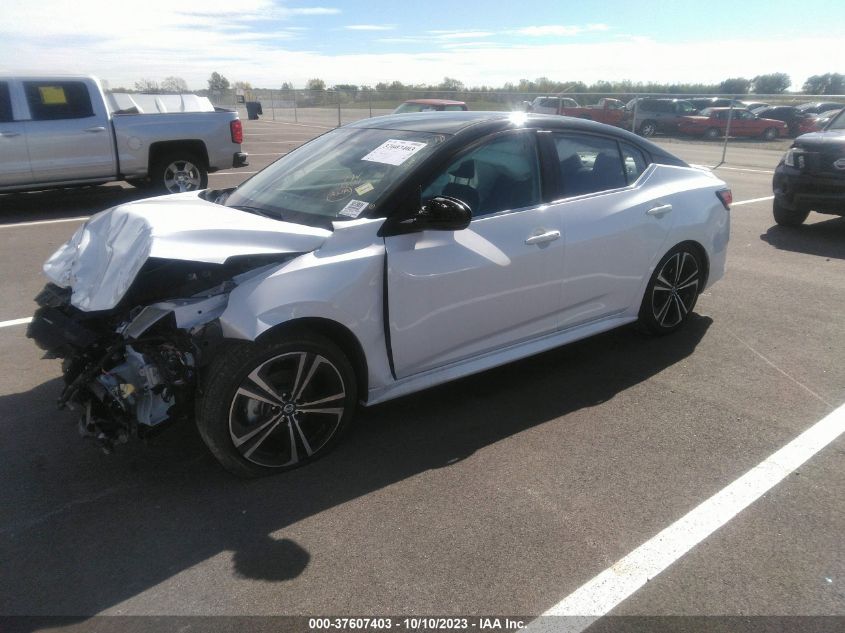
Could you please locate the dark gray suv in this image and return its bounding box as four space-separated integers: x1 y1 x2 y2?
625 98 696 137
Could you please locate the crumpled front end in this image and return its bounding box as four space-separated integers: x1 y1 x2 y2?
28 194 329 451
27 281 231 451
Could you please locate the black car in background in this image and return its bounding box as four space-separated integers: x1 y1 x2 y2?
772 109 845 226
750 105 815 137
795 101 845 115
688 97 745 112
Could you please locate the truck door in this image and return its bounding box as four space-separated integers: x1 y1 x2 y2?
0 81 32 187
22 80 115 183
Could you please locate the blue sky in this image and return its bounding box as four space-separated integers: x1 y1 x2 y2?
1 0 843 90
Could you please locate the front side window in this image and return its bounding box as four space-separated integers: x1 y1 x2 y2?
422 131 541 217
23 81 94 120
0 82 12 123
553 133 627 197
226 127 447 226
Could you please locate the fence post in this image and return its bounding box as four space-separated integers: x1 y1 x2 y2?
293 88 298 123
631 96 640 134
271 89 276 121
337 90 342 127
368 90 372 118
715 96 736 169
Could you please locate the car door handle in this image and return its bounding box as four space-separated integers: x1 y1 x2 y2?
525 230 561 245
83 126 107 133
647 203 673 217
0 131 21 138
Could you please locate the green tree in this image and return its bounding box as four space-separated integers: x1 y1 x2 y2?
802 73 845 95
233 81 253 91
207 72 230 93
438 77 465 92
719 77 751 94
751 73 790 94
306 78 326 91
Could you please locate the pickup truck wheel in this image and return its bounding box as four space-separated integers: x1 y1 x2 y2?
761 127 779 141
151 153 208 194
196 333 358 478
638 120 657 137
703 127 721 140
773 200 809 227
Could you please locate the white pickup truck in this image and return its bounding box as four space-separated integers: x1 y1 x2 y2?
0 75 248 194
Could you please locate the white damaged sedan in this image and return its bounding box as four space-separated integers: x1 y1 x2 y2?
29 112 731 476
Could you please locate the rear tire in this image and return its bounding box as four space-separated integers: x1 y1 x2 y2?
773 200 809 226
704 127 721 140
149 152 208 194
196 331 358 477
638 245 704 335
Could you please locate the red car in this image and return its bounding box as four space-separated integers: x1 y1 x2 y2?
677 107 788 140
393 99 468 113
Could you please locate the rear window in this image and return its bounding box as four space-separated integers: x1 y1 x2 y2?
24 81 94 120
0 82 12 122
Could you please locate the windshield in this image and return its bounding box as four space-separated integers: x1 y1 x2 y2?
828 109 845 130
225 127 448 226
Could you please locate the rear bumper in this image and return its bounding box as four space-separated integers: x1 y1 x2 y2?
773 164 845 215
233 152 249 168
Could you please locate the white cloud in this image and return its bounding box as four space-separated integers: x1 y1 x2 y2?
515 24 610 37
428 30 495 39
345 24 396 31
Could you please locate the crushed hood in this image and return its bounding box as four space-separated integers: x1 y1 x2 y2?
44 192 331 311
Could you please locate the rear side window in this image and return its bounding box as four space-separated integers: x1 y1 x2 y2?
24 81 94 120
553 133 627 197
620 142 648 184
0 82 12 122
444 104 466 111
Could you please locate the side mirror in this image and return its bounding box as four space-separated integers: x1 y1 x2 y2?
415 196 472 231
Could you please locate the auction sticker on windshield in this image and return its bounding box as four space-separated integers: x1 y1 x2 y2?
362 140 427 166
338 199 370 218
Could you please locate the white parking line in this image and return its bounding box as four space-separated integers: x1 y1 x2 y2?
0 216 89 229
530 401 845 632
717 166 775 175
732 195 774 206
0 317 32 329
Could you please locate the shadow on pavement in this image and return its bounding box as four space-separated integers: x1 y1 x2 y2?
760 215 845 260
0 185 153 225
0 317 711 623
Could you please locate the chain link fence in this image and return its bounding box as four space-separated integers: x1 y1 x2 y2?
207 88 843 167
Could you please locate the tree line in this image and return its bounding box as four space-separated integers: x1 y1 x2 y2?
115 71 845 97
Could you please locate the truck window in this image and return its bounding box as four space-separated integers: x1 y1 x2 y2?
0 82 12 122
23 81 94 121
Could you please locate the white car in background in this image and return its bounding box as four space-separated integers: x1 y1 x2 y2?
28 112 731 477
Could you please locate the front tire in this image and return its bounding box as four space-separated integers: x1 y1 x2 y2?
773 200 809 226
197 332 358 477
150 152 208 194
639 120 657 137
761 127 779 141
639 245 704 335
703 127 721 140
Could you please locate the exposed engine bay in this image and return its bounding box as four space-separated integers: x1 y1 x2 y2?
27 255 294 452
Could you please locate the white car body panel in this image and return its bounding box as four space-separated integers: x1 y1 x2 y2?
385 204 564 378
43 193 330 311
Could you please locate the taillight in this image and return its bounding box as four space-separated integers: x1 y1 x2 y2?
716 188 732 209
230 119 243 144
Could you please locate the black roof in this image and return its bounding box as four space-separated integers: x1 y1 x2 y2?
346 111 686 166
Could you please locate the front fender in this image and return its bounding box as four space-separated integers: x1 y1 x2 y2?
218 218 394 394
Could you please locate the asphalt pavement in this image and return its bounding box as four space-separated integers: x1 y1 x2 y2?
0 120 842 631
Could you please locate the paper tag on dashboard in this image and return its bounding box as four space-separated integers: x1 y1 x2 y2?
361 140 427 166
355 182 374 196
338 199 369 218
